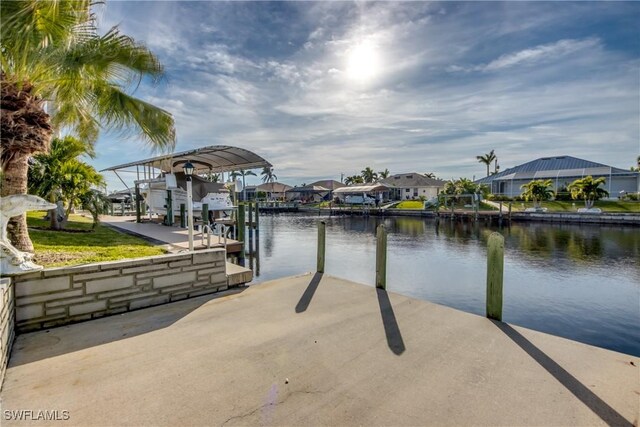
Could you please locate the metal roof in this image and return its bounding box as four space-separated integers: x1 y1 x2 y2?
476 156 635 183
333 184 390 193
379 173 447 188
101 145 272 174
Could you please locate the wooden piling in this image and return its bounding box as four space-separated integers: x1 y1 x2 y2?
255 202 260 234
135 185 141 223
486 232 504 321
202 203 209 226
180 204 186 228
508 202 512 221
317 221 326 273
166 190 173 226
248 202 253 229
237 204 246 243
376 224 387 289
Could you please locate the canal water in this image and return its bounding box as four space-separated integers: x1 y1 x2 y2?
243 214 639 356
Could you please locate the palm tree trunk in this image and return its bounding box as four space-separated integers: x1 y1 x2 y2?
486 164 490 177
0 154 34 252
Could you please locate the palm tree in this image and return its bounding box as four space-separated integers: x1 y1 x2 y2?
520 179 555 209
202 172 221 183
568 176 609 209
361 167 378 183
261 167 277 184
1 1 175 251
423 172 436 179
378 169 390 179
232 169 256 201
344 175 364 186
28 136 101 229
79 189 111 229
476 150 497 177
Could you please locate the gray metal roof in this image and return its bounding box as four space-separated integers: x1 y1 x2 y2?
476 156 635 183
379 173 447 188
101 145 272 174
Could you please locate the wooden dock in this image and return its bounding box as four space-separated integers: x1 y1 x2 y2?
2 273 636 426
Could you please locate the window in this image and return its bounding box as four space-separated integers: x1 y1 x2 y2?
405 188 410 192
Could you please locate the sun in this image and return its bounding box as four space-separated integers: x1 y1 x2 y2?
346 41 380 81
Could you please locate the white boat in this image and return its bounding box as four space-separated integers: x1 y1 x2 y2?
141 173 235 218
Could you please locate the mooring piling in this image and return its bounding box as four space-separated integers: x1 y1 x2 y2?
486 232 504 321
376 224 387 289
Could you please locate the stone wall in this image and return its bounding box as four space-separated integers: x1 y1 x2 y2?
13 249 228 332
0 277 15 389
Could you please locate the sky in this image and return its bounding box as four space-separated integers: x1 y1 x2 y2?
92 1 640 191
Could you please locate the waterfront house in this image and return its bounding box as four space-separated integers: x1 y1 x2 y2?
475 156 640 198
379 173 447 200
256 182 293 200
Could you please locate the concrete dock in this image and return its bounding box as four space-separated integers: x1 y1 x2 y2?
102 215 244 254
2 274 637 426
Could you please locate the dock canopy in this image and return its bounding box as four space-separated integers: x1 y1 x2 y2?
333 184 390 193
101 145 272 174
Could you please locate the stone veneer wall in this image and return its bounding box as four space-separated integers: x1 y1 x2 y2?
13 249 227 332
0 277 15 389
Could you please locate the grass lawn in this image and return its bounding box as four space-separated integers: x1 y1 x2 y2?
512 200 640 213
27 212 167 267
395 201 424 210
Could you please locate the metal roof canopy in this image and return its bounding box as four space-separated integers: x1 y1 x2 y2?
101 145 272 174
333 184 390 193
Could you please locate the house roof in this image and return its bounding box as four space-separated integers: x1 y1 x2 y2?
256 182 293 193
475 156 635 183
379 173 447 188
286 185 330 193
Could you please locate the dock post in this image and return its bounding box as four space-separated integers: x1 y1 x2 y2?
317 221 326 273
135 184 141 223
450 202 454 220
180 204 186 228
376 224 387 289
248 202 253 229
202 203 209 227
508 202 512 221
255 202 260 235
166 190 174 226
486 232 504 321
237 204 246 243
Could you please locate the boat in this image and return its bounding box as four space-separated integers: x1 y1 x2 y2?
141 172 236 219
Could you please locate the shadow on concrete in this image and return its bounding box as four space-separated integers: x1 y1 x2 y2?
493 321 633 427
295 272 322 313
10 288 246 367
376 289 405 355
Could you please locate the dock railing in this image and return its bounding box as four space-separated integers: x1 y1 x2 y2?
315 222 505 321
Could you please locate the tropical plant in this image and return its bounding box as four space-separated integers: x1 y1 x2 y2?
28 136 102 229
202 172 221 182
1 0 175 251
361 167 378 183
568 176 609 209
423 172 437 179
378 169 390 179
80 189 111 229
520 179 555 208
261 167 277 184
230 169 256 200
476 150 497 177
344 175 364 185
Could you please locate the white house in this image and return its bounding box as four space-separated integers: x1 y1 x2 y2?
379 173 447 200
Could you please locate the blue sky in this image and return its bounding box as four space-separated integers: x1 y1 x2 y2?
93 1 640 191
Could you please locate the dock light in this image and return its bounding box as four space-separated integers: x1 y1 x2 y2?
184 160 195 251
183 161 194 181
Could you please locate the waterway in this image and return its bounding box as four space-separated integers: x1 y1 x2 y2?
243 214 640 356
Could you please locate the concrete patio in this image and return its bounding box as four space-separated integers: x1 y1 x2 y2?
1 273 637 426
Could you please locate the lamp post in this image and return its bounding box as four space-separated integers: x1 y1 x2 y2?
183 161 195 251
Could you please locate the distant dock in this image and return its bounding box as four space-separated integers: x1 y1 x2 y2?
2 273 636 426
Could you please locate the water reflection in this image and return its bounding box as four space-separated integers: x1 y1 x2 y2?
243 214 640 355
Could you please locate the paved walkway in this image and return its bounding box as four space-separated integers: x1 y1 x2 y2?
2 274 637 426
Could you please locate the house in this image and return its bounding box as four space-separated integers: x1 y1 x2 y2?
379 173 447 200
474 156 639 198
255 182 293 200
285 180 346 203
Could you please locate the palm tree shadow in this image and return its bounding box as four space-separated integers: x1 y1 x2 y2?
376 288 405 355
492 321 632 427
295 272 322 313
